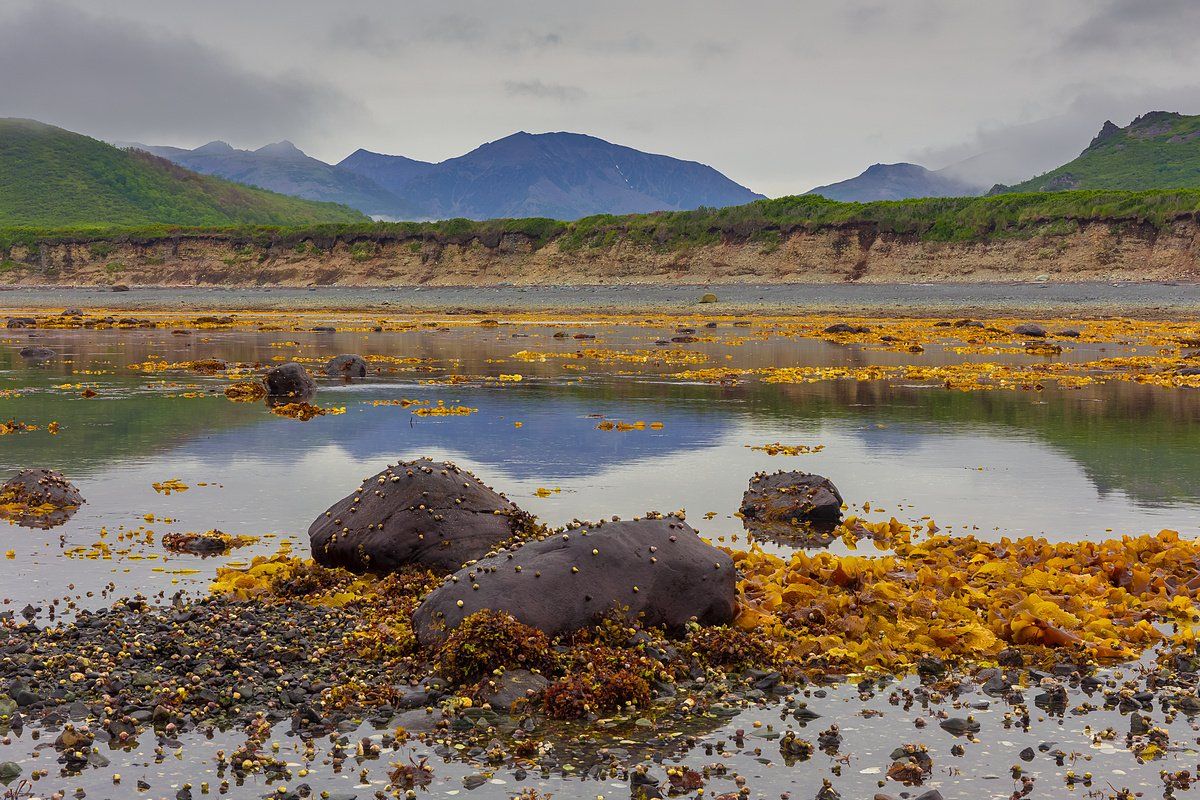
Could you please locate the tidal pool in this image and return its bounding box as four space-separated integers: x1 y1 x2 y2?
1 315 1199 799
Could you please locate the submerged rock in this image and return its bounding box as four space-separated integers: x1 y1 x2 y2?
162 530 256 555
309 459 534 573
412 514 737 645
0 468 84 529
325 354 369 379
264 362 317 399
741 471 844 528
18 346 55 360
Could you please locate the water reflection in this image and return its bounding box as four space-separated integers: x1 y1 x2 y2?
0 325 1198 608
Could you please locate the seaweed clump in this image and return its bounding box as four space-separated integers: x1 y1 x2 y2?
435 610 555 685
542 666 652 719
685 625 785 672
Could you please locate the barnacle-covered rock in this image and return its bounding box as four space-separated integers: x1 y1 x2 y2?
308 458 534 574
740 471 844 543
0 468 84 529
325 354 369 379
263 362 316 399
412 514 737 645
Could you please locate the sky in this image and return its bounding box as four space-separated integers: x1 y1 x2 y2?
2 0 1199 196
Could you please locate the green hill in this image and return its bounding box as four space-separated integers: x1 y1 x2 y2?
1002 112 1200 193
0 119 367 227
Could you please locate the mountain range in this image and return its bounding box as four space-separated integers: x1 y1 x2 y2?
0 119 366 228
9 110 1200 231
132 132 764 221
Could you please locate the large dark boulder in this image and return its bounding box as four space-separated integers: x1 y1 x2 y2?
412 514 737 645
264 362 316 399
0 469 84 529
325 354 369 379
6 317 35 329
741 471 844 529
309 459 534 573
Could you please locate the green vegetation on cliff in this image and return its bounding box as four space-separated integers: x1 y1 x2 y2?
4 187 1200 254
1002 112 1200 193
0 119 367 228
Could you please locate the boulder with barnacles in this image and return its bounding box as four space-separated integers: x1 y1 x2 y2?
412 514 737 645
0 469 84 529
309 459 536 573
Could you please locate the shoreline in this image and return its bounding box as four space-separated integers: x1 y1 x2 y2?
1 281 1199 319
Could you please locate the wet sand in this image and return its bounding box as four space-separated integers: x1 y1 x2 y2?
1 281 1199 317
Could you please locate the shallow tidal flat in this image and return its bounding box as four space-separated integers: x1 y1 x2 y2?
1 310 1200 799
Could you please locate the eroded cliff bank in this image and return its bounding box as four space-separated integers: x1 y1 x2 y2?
3 220 1198 286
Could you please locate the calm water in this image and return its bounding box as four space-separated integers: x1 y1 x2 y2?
2 321 1199 798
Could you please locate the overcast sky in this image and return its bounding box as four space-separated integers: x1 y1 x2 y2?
3 0 1199 195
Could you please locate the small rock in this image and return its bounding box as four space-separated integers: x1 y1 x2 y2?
939 716 980 735
477 669 549 713
740 471 844 537
1013 323 1047 337
0 761 21 785
325 354 369 379
264 362 317 399
824 323 870 334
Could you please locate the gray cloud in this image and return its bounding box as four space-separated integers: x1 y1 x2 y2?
690 40 734 64
588 33 655 54
0 2 358 147
506 29 564 51
503 80 587 103
11 0 1200 198
1063 0 1200 52
329 15 557 55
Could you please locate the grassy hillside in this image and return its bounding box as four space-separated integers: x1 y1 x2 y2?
4 188 1200 253
0 119 366 227
1004 112 1200 193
